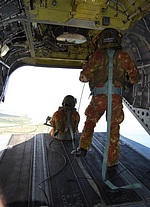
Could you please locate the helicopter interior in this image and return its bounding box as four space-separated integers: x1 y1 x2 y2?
0 0 149 133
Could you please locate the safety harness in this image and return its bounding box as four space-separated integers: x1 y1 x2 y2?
90 51 123 97
91 81 123 96
56 110 75 149
101 49 142 190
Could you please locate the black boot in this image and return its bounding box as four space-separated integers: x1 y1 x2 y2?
71 147 87 157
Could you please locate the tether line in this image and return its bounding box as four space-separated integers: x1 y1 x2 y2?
102 49 142 190
78 83 85 112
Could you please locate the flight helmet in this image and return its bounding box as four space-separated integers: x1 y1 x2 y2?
62 95 77 107
98 28 122 49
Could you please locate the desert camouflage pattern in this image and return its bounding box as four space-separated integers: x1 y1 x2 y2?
79 48 140 167
50 107 80 140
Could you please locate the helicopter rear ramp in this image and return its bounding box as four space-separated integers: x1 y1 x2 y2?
0 133 150 207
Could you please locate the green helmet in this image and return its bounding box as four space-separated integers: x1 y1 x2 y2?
98 28 122 49
62 95 77 107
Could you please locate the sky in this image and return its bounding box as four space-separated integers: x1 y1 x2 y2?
0 66 149 147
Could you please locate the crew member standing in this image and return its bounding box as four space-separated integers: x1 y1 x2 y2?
72 28 140 167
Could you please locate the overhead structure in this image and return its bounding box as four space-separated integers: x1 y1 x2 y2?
0 0 150 134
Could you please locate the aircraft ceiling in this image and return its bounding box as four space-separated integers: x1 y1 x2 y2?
0 0 150 134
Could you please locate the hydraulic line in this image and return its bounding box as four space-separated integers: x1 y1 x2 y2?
123 3 150 24
0 60 10 69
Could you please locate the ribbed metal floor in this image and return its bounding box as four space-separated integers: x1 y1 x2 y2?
0 133 150 207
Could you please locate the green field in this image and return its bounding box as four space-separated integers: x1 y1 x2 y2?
0 113 49 134
0 113 32 127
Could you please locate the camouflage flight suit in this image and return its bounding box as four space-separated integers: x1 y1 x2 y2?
79 48 140 167
50 106 80 140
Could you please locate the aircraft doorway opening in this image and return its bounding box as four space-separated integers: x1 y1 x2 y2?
0 66 149 149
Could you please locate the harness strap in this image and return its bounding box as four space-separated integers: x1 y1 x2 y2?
67 111 75 149
56 110 75 149
91 82 123 96
102 49 114 185
102 49 142 190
